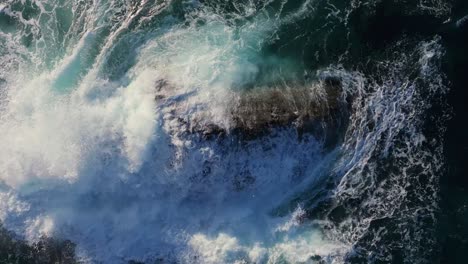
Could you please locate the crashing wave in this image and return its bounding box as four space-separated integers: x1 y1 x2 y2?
0 0 452 263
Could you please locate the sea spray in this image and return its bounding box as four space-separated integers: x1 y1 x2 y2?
0 0 452 263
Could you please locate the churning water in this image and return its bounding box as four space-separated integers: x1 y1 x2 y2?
0 0 460 263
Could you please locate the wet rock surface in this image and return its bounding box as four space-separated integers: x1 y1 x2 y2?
154 75 350 143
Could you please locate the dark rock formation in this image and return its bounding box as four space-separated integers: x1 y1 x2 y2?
0 224 79 264
231 77 346 137
155 76 350 142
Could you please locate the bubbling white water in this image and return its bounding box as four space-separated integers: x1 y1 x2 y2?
0 1 352 263
0 0 450 263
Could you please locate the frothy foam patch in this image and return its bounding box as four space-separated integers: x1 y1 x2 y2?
0 65 157 188
187 228 348 264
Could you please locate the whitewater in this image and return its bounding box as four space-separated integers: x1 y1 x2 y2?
0 0 452 263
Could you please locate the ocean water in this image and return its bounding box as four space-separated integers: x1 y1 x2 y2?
0 0 465 263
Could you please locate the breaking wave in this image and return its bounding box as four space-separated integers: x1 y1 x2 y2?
0 0 451 263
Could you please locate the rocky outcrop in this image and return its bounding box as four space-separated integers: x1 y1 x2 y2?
231 76 345 137
154 75 350 142
0 224 78 264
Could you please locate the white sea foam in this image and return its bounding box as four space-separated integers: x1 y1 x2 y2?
456 14 468 27
0 1 448 263
0 1 349 263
